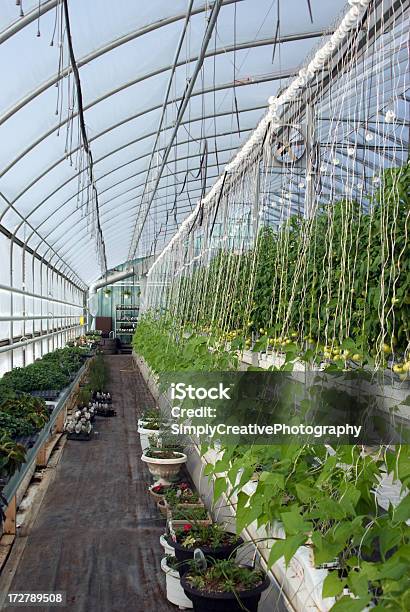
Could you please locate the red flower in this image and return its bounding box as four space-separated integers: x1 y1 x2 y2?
152 485 163 493
179 482 189 490
183 523 192 532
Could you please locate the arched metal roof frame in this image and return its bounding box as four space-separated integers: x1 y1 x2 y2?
2 0 404 285
37 156 236 252
0 0 338 284
20 120 259 243
9 65 404 249
4 57 300 217
7 73 293 245
43 175 222 264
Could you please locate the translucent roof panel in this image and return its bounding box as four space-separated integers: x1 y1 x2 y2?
0 0 348 285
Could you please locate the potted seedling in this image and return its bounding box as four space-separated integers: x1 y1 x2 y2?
168 507 212 528
158 485 204 516
77 386 92 407
166 524 243 578
64 409 93 440
161 555 193 609
167 486 204 509
141 448 187 485
181 558 270 612
149 480 191 504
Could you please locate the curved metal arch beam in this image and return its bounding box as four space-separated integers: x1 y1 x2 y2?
56 180 218 257
11 71 292 237
0 0 247 127
33 175 219 269
0 190 86 288
16 120 257 244
11 93 268 208
28 136 247 245
0 0 58 44
22 125 255 255
48 177 219 263
0 24 325 174
9 46 298 206
64 208 195 268
47 171 222 261
26 144 243 272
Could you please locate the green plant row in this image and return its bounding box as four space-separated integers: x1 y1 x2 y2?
172 165 409 369
133 317 410 610
0 346 88 491
0 347 86 398
88 353 109 392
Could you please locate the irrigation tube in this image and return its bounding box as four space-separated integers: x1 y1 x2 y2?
0 324 83 354
0 315 80 322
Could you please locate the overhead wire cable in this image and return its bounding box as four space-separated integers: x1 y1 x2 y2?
127 0 224 259
61 0 107 273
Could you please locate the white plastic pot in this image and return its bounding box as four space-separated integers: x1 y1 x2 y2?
137 426 161 453
141 451 187 485
161 557 192 609
160 534 175 556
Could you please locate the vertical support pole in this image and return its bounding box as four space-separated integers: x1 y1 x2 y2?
9 238 14 370
252 162 261 246
22 241 26 366
304 103 316 219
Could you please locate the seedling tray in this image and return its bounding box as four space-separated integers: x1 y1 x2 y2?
67 432 92 441
96 408 116 417
30 390 60 401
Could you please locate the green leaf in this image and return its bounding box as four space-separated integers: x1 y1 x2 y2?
348 570 370 597
394 493 410 523
322 572 345 598
341 338 356 351
331 596 371 612
268 533 306 567
213 477 227 503
379 527 402 559
280 509 312 536
295 483 318 503
259 471 285 490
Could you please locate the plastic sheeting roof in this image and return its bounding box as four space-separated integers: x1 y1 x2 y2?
0 0 349 285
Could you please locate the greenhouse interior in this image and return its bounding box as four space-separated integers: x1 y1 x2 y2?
0 0 409 610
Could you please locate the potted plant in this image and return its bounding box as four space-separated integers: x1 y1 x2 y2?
158 486 204 516
77 386 92 407
180 559 270 612
165 485 204 509
149 481 191 503
0 433 27 485
168 507 212 528
64 409 93 440
160 533 176 556
141 448 187 485
137 408 163 452
148 482 171 502
166 524 243 577
161 555 193 609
